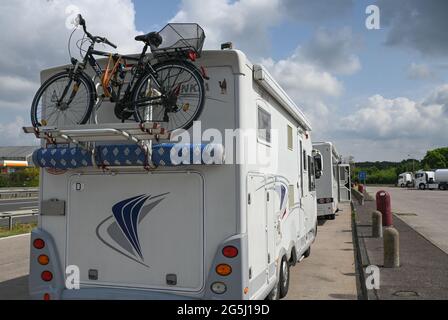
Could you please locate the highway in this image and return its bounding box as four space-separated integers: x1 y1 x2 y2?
368 186 448 254
0 198 38 228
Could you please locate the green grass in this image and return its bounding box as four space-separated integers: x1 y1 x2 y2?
0 222 37 238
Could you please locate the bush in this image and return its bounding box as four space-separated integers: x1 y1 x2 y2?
0 168 39 187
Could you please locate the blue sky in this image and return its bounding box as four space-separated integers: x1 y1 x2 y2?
0 0 447 162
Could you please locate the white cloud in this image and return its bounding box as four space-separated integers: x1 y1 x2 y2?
0 0 141 145
423 84 448 114
0 117 38 146
300 27 361 75
262 55 343 99
170 0 283 58
341 93 447 141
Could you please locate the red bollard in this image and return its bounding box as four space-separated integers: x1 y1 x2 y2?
358 184 364 193
376 190 393 226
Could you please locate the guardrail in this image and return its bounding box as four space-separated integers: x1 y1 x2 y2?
0 188 38 199
0 209 39 230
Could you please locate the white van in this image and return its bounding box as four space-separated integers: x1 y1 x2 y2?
25 49 318 300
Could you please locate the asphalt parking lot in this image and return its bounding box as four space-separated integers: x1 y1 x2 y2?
0 234 30 300
368 186 448 254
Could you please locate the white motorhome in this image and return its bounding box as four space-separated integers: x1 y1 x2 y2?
415 169 448 190
397 172 414 188
312 142 341 220
25 50 318 300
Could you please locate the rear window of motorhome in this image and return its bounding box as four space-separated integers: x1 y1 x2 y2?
257 107 271 143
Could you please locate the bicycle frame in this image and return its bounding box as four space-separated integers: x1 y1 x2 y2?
65 41 164 119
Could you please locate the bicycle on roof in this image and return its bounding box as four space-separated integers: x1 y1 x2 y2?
30 14 206 132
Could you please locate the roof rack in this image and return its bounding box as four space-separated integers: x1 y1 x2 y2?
23 122 171 169
23 122 171 145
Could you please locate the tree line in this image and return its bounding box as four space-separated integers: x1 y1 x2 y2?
352 147 448 185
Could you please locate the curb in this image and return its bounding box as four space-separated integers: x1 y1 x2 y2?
351 201 379 300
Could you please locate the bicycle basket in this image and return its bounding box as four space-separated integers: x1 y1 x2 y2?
151 23 205 57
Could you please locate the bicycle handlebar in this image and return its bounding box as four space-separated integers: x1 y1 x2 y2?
77 14 118 49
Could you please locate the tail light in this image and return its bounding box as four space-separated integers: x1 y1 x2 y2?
41 271 53 282
188 51 197 61
216 264 232 276
317 198 333 204
43 293 50 300
222 246 238 258
33 238 45 249
38 255 50 266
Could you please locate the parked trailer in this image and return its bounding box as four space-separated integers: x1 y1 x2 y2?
435 169 448 190
415 170 448 190
312 142 340 220
398 172 414 188
27 50 318 300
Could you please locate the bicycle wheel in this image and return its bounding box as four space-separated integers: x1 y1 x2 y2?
133 60 205 131
31 71 96 127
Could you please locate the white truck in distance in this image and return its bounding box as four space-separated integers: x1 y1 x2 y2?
415 169 448 190
397 172 414 188
27 49 319 300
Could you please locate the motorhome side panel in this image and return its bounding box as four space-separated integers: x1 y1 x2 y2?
239 67 316 299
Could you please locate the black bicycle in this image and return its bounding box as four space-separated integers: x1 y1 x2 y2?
30 14 206 131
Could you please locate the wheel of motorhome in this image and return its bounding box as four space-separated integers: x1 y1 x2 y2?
267 280 280 300
31 71 96 127
133 61 205 131
279 256 290 299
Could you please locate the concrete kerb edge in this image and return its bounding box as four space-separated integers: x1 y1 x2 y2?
351 201 379 300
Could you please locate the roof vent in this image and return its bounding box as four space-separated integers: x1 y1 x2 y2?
221 42 233 50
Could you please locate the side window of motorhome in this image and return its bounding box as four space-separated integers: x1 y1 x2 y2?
299 140 304 197
257 107 271 143
308 156 316 191
287 125 293 150
303 150 307 171
288 185 295 208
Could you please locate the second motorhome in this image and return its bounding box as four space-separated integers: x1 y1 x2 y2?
26 49 319 300
313 142 340 220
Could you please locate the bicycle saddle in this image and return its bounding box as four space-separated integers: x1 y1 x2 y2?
135 32 163 48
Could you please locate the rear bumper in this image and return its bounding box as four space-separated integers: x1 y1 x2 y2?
61 287 196 300
317 204 334 217
29 229 249 300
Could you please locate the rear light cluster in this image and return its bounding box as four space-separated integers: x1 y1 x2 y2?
211 245 239 295
33 238 53 300
188 51 197 61
317 198 333 204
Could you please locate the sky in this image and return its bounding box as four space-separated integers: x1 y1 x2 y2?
0 0 447 162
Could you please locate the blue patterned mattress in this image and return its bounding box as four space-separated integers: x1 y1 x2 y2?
32 143 224 169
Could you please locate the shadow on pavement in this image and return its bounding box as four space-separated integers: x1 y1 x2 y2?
0 275 29 300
